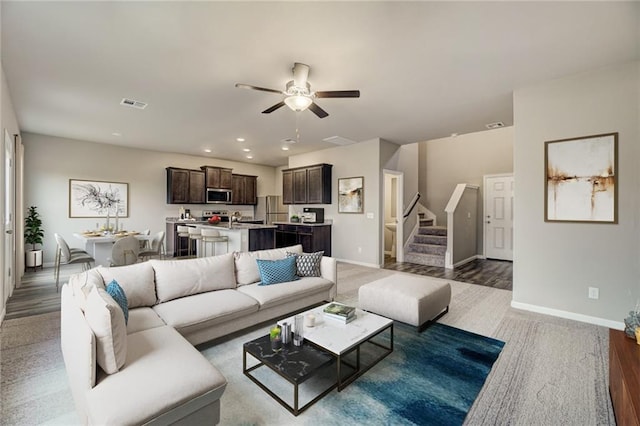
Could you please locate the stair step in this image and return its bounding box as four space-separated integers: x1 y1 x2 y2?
419 219 434 227
413 234 447 246
408 242 446 256
404 252 445 267
418 226 447 236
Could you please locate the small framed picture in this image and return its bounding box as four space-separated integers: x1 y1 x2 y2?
338 176 364 214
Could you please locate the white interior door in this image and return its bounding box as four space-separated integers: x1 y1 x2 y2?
4 130 15 303
484 174 513 261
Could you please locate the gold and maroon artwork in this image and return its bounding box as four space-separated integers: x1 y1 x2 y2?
545 133 617 223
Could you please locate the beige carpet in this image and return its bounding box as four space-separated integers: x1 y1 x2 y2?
0 262 614 425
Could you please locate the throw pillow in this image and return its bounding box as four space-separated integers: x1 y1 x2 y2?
84 286 127 374
256 256 299 286
106 279 129 325
287 251 324 277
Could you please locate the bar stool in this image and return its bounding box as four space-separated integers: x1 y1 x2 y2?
188 227 203 257
176 226 191 257
201 228 229 257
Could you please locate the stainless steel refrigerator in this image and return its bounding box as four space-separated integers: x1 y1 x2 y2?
255 196 289 225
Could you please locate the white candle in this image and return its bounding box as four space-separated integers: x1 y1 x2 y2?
305 313 316 327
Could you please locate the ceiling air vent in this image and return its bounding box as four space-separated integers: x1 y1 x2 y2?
120 98 148 110
323 136 357 146
485 122 504 129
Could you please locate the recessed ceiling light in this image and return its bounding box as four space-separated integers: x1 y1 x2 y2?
204 149 212 153
242 148 251 152
281 146 290 151
486 122 505 129
246 155 253 159
111 132 122 137
236 138 245 142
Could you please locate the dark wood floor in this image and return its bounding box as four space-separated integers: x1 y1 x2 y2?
383 255 513 290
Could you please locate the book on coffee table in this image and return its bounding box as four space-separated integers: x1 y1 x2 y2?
324 312 357 324
323 302 356 318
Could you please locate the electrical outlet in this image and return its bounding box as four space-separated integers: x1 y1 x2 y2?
588 287 599 300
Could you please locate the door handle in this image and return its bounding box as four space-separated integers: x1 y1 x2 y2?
5 230 12 234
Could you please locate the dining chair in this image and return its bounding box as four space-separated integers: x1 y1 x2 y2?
139 229 151 250
54 233 94 292
138 231 165 261
109 236 140 266
201 228 229 257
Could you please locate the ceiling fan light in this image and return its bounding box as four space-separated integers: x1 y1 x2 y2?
284 95 312 112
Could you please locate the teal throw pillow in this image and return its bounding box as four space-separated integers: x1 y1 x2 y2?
106 279 129 324
287 251 324 277
257 256 299 286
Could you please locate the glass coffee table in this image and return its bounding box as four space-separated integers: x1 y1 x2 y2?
243 303 393 416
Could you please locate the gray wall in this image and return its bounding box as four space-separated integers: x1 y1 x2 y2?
513 60 640 323
22 132 278 264
421 126 513 254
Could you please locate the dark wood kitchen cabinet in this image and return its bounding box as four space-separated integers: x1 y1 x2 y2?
201 166 232 189
282 163 332 205
166 167 206 204
231 174 257 205
275 223 331 256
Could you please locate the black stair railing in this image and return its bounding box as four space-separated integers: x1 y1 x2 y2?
403 192 421 219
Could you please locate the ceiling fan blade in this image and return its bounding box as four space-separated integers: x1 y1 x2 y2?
292 63 310 87
308 102 329 119
262 101 286 114
315 90 360 98
235 83 283 94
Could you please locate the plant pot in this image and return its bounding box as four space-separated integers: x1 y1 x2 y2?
25 249 43 271
290 217 300 223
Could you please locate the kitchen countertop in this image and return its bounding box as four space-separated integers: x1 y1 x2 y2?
197 223 277 230
273 221 332 227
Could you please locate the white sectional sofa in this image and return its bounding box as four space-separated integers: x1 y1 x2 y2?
60 245 337 425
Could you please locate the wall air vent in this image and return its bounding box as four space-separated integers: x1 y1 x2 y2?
323 136 357 146
485 121 505 129
120 98 148 109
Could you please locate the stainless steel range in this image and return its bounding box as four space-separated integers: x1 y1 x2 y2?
202 210 230 223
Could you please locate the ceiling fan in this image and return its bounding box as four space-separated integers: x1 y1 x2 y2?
235 62 360 119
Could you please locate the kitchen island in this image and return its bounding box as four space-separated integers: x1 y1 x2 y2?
166 219 276 256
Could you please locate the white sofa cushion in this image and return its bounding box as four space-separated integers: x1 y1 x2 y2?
68 268 105 312
237 277 334 310
152 289 259 335
151 253 236 303
84 286 127 374
234 244 303 286
86 326 227 426
98 262 156 308
126 307 166 335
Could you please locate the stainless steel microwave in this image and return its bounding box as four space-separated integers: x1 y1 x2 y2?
206 188 232 204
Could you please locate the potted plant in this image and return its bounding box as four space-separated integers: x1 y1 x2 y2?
24 205 44 271
290 215 300 223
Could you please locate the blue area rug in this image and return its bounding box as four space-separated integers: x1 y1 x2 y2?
316 322 505 425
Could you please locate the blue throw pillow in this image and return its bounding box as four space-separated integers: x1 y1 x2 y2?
106 279 129 324
257 256 299 286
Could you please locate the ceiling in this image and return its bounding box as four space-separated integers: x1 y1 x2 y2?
2 2 638 167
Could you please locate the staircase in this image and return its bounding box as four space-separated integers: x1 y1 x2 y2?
404 216 447 267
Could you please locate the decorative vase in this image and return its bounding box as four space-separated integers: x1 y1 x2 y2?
291 217 300 223
270 325 282 352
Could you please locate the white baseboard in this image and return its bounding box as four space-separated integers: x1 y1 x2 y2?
453 255 480 268
336 258 381 269
511 301 625 330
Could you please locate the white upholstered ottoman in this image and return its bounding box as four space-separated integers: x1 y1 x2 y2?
358 274 451 330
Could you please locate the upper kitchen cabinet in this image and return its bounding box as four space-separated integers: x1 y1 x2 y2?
201 166 233 189
282 163 332 204
166 167 206 204
231 174 257 205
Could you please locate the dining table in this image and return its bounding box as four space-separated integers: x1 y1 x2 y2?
73 232 153 267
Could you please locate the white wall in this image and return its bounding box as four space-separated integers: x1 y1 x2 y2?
1 63 21 321
22 132 278 264
513 61 640 325
421 127 513 254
